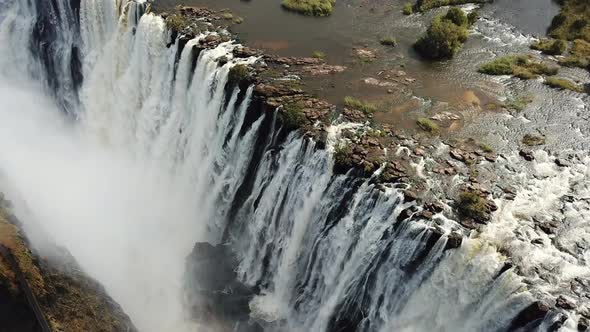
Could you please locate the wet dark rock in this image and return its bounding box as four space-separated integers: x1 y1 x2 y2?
424 201 445 213
519 149 535 161
496 260 514 278
555 296 576 310
397 206 418 222
509 301 549 331
549 314 568 332
403 190 418 202
185 242 256 324
555 158 571 167
579 317 589 331
444 232 463 250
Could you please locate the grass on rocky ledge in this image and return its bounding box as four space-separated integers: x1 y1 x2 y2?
416 117 439 133
478 55 559 79
281 102 307 130
505 95 534 112
544 77 585 93
456 191 488 222
548 0 590 42
344 96 377 114
281 0 335 16
530 39 567 55
228 64 250 85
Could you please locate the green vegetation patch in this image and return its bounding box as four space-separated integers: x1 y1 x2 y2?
548 0 590 42
416 117 440 133
544 77 585 93
228 64 250 85
414 8 469 59
530 39 567 55
281 0 336 16
281 101 307 130
560 39 590 69
380 37 397 47
403 3 414 15
312 51 326 59
344 96 378 114
478 55 559 79
456 191 489 222
505 95 534 112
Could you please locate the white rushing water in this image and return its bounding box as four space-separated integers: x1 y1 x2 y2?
0 0 587 331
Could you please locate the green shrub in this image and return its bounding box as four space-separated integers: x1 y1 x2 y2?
544 77 585 93
344 96 378 114
281 0 336 16
403 3 414 15
478 55 559 79
445 7 468 26
414 11 469 59
228 64 250 85
416 117 439 133
530 39 567 55
379 37 397 46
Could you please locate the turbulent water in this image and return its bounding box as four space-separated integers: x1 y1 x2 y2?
0 0 587 332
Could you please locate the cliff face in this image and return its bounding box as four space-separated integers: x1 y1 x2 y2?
0 200 136 332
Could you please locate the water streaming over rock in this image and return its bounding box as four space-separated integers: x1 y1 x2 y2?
0 0 587 331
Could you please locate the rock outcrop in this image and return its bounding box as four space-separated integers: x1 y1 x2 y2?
0 199 136 332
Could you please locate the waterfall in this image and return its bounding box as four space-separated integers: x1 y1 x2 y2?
0 0 586 331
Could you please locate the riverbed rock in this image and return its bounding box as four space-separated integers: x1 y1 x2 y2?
303 64 347 75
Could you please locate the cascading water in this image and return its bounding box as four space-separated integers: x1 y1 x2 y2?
0 0 587 331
